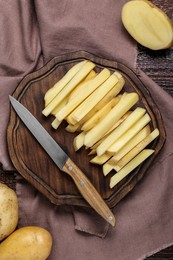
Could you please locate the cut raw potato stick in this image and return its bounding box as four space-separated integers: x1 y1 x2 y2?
73 132 85 151
42 61 95 117
81 98 120 132
66 87 122 126
65 123 81 133
110 149 155 188
107 113 151 154
88 112 131 151
44 60 87 106
56 68 111 121
71 72 123 123
90 154 112 165
96 107 146 156
109 125 151 163
89 112 130 151
66 74 124 126
51 96 68 116
51 118 62 129
121 0 173 50
84 92 139 148
104 110 132 137
103 162 114 176
113 128 159 171
67 70 97 102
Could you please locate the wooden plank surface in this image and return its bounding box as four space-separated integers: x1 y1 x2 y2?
137 1 173 259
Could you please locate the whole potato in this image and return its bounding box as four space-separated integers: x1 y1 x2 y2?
0 183 18 241
0 226 53 260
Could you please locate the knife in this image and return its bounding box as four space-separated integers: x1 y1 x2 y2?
9 96 115 226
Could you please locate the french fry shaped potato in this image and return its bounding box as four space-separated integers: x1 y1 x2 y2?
56 68 110 121
90 154 112 165
107 113 151 154
73 132 85 151
84 92 139 147
96 107 146 156
71 72 122 123
81 97 120 132
110 149 154 188
109 125 151 163
44 60 87 106
67 70 97 102
42 61 95 117
113 128 159 171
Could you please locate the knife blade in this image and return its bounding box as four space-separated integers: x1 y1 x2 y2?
9 96 115 226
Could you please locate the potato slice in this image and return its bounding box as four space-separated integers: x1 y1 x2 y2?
109 125 151 163
44 60 87 106
84 92 139 147
113 128 159 171
56 68 110 121
42 61 95 117
71 72 122 123
96 107 146 156
122 0 173 50
110 149 154 188
107 113 151 154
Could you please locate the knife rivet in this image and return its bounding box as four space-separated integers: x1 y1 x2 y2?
80 181 85 187
108 216 113 222
68 166 73 171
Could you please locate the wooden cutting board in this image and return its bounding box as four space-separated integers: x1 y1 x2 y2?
7 51 166 208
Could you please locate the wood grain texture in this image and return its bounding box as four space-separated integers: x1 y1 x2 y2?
138 1 173 259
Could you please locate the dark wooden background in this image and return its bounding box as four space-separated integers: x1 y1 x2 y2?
0 0 173 258
138 1 173 258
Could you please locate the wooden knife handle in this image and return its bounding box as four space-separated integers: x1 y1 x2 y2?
62 158 115 226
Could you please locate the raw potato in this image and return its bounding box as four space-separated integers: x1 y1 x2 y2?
96 107 146 156
42 61 95 116
90 154 112 165
84 92 139 147
0 226 53 260
109 125 151 163
113 128 159 171
44 60 87 106
110 149 154 188
0 183 18 241
81 97 120 132
71 72 121 123
43 60 159 189
107 113 151 154
121 0 173 50
56 68 110 122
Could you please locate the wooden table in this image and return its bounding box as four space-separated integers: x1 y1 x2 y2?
0 0 173 258
138 1 173 258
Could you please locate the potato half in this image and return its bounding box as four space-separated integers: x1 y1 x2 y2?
121 0 173 50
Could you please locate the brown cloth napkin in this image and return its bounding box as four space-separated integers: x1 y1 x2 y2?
1 1 173 259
